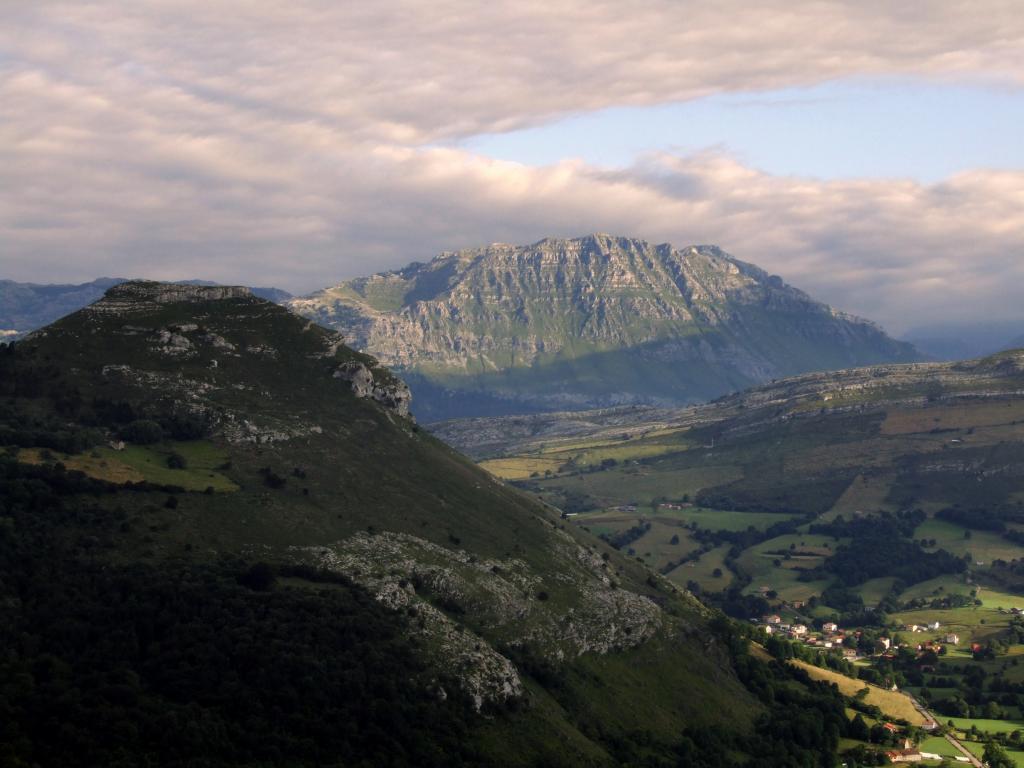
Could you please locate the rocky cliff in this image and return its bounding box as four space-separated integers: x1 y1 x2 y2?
290 234 919 419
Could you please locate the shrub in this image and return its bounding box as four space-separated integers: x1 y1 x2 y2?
238 562 277 591
121 419 163 444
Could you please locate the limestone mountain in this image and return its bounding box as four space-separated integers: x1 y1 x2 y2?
4 281 841 766
289 234 920 420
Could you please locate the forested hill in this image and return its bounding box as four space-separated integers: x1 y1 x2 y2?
0 280 862 767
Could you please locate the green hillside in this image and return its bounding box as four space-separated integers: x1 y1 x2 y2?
289 234 919 420
0 281 863 767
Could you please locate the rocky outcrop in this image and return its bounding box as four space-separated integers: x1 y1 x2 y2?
290 235 920 418
293 530 666 707
333 360 412 417
88 281 254 314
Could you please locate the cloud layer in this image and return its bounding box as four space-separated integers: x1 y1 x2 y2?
2 1 1023 331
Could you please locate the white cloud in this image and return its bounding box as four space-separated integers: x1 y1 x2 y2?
0 0 1022 332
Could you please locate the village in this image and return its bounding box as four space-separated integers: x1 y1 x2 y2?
750 612 996 765
755 613 960 660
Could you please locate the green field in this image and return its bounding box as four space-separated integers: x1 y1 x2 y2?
667 544 733 592
917 735 960 758
647 506 801 532
19 441 239 492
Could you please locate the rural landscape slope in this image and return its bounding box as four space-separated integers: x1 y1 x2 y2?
289 234 919 420
444 349 1024 761
0 281 869 767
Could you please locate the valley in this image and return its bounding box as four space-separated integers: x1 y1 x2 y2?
444 351 1024 764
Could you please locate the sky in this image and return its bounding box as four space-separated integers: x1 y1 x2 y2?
1 1 1023 334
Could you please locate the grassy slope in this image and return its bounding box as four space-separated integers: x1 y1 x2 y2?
789 660 926 726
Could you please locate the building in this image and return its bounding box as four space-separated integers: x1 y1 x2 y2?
842 648 858 660
763 614 782 625
928 621 941 630
791 624 808 636
878 637 891 650
823 622 839 633
945 633 959 645
885 749 922 763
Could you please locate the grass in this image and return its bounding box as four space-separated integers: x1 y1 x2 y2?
855 577 899 606
667 544 732 592
478 456 565 480
648 506 801 532
898 574 975 602
917 735 960 758
533 463 744 511
735 533 841 602
788 660 926 725
822 472 897 521
916 518 1022 566
617 519 698 572
945 716 1024 735
18 441 239 492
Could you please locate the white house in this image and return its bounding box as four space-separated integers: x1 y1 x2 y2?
928 621 941 630
945 633 959 645
823 622 839 633
791 624 808 636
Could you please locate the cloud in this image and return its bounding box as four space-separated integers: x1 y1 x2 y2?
1 1 1023 332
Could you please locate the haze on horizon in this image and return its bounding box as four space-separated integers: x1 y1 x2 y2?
1 1 1023 335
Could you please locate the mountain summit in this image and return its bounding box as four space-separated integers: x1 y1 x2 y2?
289 235 919 420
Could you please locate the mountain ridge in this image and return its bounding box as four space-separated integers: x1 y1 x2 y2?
290 234 920 420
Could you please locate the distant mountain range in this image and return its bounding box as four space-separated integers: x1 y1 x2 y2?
289 234 921 420
0 278 291 338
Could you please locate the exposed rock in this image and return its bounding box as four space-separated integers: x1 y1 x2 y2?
333 360 412 417
88 281 255 315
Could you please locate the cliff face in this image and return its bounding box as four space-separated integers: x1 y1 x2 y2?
290 235 920 419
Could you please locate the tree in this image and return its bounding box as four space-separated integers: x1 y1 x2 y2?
983 741 1015 768
849 713 870 741
120 419 163 444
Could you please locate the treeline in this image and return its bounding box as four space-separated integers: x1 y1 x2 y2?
804 511 966 587
0 341 211 450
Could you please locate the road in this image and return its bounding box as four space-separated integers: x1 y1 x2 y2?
906 692 982 767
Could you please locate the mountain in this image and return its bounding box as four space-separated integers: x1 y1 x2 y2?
0 281 861 767
0 277 292 338
290 234 920 421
